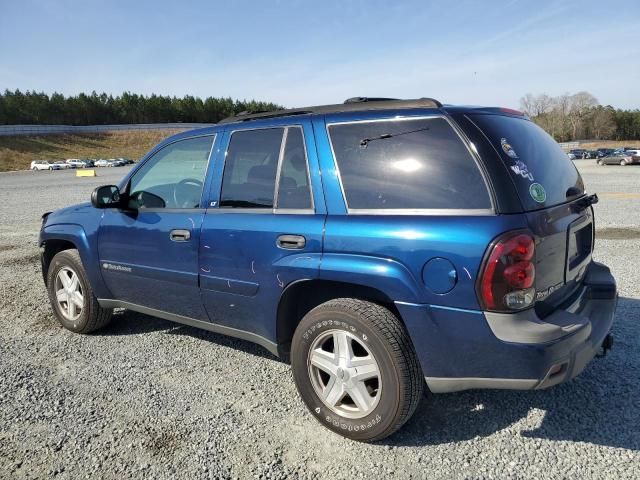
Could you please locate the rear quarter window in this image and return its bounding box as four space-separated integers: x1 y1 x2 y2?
328 117 492 211
469 114 584 211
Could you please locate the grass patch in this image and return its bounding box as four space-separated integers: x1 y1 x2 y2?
579 140 640 149
0 130 181 171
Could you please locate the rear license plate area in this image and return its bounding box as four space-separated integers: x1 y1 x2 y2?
567 218 593 275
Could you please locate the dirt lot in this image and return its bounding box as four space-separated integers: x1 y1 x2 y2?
0 131 179 172
0 162 638 479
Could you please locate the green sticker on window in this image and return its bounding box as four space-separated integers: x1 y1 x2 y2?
529 183 546 203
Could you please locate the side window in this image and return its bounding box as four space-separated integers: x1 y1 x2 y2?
276 127 313 210
328 117 491 210
220 128 284 208
128 135 214 209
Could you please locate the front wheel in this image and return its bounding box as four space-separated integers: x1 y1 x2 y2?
291 299 424 442
597 159 604 165
46 249 112 333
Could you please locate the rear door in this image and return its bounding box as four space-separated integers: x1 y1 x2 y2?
198 120 325 342
466 113 593 312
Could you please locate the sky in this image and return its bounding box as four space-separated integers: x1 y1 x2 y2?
1 0 639 109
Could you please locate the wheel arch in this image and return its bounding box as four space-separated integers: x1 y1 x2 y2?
40 223 110 298
276 279 404 359
41 238 77 284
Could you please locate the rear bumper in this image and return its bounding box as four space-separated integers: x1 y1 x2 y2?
397 261 617 393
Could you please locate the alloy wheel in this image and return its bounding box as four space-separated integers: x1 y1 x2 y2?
54 267 84 321
307 329 381 419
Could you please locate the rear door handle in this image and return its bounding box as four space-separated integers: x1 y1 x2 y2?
170 229 191 242
277 234 306 250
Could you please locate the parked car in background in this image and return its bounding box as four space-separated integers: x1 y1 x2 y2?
83 159 95 168
95 159 110 167
597 151 636 166
39 97 616 442
569 149 587 159
30 160 61 171
597 148 616 158
118 157 135 165
567 152 576 160
66 159 87 168
53 161 70 169
585 150 599 159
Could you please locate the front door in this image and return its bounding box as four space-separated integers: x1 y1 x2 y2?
199 123 325 342
98 134 216 320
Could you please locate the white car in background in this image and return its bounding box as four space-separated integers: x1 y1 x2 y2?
53 161 70 169
95 159 110 167
30 160 63 171
66 159 87 168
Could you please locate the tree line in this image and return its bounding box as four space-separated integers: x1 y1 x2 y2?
520 91 640 142
2 89 638 141
0 90 282 125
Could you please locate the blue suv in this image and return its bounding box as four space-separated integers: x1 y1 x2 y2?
40 98 617 441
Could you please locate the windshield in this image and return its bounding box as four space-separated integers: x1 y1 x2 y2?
470 114 584 211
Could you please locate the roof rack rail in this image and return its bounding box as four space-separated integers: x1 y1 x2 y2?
343 97 400 104
218 97 443 124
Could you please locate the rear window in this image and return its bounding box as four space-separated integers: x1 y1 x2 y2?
469 114 584 210
328 117 491 211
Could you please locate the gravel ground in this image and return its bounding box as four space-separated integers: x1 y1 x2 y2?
0 162 639 479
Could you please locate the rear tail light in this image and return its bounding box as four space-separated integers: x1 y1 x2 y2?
478 231 536 312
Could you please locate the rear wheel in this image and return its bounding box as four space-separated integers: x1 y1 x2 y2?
291 298 424 442
46 249 112 333
620 159 627 166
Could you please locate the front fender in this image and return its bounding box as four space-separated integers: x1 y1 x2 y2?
41 223 111 299
318 253 422 303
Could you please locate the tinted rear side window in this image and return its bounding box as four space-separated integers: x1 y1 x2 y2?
276 127 313 210
469 114 584 210
328 117 491 210
220 128 284 208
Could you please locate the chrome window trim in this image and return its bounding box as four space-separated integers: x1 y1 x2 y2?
218 124 316 214
272 127 289 208
346 208 494 216
206 207 314 215
127 132 217 210
325 115 496 215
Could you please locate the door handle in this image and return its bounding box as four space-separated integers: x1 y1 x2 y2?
277 234 306 250
170 229 191 242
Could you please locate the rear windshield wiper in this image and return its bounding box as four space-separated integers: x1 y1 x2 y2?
360 126 431 148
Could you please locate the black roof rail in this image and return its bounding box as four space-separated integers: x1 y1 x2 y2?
343 97 400 104
218 97 443 124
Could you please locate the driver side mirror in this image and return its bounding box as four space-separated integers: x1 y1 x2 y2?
91 185 121 209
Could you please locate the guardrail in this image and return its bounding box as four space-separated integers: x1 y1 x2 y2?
0 123 215 136
559 141 581 150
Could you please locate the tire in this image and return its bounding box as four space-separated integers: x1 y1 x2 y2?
620 159 627 166
291 298 424 442
597 160 604 166
49 167 53 170
46 249 112 333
